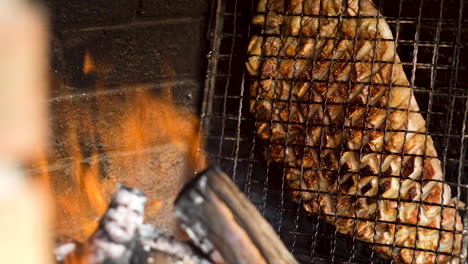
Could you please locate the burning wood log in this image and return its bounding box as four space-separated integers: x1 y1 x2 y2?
174 167 298 264
57 185 212 264
57 169 297 264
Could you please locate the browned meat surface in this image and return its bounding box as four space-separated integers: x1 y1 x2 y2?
246 0 464 263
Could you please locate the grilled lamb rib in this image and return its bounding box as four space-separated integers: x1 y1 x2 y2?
246 0 464 263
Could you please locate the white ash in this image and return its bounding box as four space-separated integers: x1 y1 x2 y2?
89 185 147 263
54 242 76 262
100 186 146 244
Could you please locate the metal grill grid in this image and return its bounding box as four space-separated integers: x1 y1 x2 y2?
200 0 468 263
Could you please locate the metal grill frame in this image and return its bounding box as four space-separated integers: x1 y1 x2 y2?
200 0 468 263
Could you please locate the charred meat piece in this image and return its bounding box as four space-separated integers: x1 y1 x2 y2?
246 0 464 263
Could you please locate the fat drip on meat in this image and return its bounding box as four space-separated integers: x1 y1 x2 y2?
246 0 464 263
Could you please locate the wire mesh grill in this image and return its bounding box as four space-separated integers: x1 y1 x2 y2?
200 0 468 263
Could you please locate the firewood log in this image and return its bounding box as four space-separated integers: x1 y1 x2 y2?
174 167 298 264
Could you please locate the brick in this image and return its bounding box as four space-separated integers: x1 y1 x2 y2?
47 81 201 160
138 0 209 18
44 0 138 28
52 18 207 91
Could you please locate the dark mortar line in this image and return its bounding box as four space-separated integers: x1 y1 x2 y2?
27 145 184 175
48 78 200 103
63 17 204 33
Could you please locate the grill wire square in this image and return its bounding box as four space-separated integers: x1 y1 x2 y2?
200 0 468 263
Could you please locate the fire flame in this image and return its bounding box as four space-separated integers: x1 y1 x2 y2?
31 52 206 243
82 51 95 74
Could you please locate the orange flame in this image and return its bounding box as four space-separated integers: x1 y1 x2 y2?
31 55 206 245
82 50 95 74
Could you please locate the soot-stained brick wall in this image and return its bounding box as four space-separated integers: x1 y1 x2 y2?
37 0 212 192
37 1 212 245
44 0 211 110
